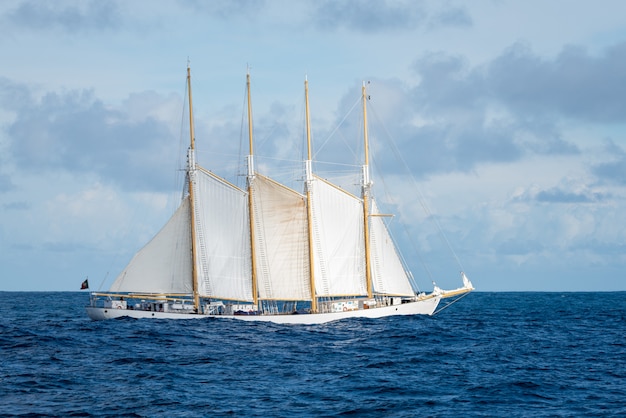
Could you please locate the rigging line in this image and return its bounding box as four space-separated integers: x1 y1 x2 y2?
169 74 193 296
254 117 286 150
298 89 306 188
313 95 361 160
237 84 248 189
313 160 361 168
96 272 109 292
252 84 304 161
369 150 435 283
433 291 471 315
368 102 465 273
100 69 192 294
254 154 310 164
177 75 190 202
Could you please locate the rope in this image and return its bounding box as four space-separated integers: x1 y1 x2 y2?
313 96 361 160
369 145 434 285
433 291 472 315
367 102 465 273
96 272 109 292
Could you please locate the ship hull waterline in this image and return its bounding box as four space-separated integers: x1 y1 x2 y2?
85 297 441 324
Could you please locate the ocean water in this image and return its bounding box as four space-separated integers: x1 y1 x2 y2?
0 292 624 417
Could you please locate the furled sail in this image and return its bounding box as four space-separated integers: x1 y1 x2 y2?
309 175 367 297
251 174 311 300
369 199 415 296
110 198 193 294
193 167 253 301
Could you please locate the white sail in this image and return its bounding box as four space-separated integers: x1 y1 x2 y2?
110 198 193 294
309 175 367 297
369 199 415 296
194 167 253 301
251 174 311 300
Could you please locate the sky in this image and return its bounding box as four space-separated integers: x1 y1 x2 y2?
1 0 626 292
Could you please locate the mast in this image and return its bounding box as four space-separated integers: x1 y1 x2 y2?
187 65 201 312
361 82 373 299
246 70 259 308
304 77 317 313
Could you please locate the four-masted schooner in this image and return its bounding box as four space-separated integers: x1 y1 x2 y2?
86 66 473 324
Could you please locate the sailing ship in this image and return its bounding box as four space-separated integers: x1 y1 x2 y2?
86 67 473 324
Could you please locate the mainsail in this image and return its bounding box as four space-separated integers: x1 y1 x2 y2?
251 174 310 301
309 175 367 297
193 167 253 301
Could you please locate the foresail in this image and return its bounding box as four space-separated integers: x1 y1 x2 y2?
110 198 193 294
194 167 253 301
309 175 367 297
252 174 310 300
369 199 415 296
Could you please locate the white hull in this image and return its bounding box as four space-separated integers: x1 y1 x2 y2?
85 297 440 324
85 306 210 320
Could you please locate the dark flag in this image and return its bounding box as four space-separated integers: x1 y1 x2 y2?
81 278 89 290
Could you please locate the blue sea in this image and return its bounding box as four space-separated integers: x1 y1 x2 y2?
1 292 624 417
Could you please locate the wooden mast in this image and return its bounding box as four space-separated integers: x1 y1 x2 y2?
304 77 317 313
187 65 201 312
361 82 373 299
246 70 259 308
